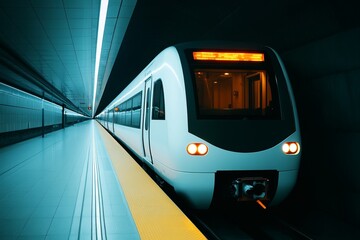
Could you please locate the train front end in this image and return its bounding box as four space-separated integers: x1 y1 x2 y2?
174 43 301 209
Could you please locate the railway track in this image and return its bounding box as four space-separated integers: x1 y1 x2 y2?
185 204 314 240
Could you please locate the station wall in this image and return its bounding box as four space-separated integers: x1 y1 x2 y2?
0 82 88 147
282 28 360 228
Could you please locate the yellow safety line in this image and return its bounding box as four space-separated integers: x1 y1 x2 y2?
95 122 206 240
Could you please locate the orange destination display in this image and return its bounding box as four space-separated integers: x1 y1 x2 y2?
193 51 265 62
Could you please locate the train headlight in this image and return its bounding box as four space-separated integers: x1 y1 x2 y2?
187 144 198 155
187 143 208 156
282 142 300 155
197 144 208 155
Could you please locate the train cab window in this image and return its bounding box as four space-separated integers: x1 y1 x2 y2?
152 80 165 120
193 69 280 119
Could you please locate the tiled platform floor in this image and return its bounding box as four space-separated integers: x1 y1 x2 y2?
0 120 139 239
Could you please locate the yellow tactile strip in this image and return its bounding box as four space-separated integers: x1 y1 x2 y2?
96 122 207 240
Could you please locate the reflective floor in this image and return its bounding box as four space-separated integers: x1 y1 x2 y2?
0 120 139 239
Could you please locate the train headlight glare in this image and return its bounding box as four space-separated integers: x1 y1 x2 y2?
187 143 208 156
282 143 290 153
282 142 300 155
289 143 298 153
197 144 208 155
187 144 197 155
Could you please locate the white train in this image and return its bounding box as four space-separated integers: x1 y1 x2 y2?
97 42 301 209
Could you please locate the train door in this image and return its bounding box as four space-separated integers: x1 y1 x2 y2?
112 110 115 133
142 77 153 164
106 111 109 129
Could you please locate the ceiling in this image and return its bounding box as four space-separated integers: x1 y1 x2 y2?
0 0 358 116
0 0 136 116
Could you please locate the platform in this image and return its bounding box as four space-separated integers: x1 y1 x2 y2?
0 120 205 239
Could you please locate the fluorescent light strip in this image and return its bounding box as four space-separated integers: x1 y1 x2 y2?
92 0 109 117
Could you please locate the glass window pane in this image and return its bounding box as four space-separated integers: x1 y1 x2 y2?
194 69 279 119
152 80 165 120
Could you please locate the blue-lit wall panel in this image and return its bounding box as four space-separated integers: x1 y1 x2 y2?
0 83 65 133
0 83 43 132
44 101 62 126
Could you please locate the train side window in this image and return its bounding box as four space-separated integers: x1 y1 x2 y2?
152 80 165 120
115 91 142 128
131 92 142 128
125 99 132 126
120 103 125 124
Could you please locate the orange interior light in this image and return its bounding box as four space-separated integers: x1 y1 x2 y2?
114 107 119 112
193 51 264 62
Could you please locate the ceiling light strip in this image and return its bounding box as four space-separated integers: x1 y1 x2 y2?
92 0 109 117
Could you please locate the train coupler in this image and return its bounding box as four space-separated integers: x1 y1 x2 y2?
231 177 269 201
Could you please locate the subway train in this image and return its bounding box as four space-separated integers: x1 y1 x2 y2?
97 42 301 209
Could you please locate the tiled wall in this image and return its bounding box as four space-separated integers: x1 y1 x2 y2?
0 82 62 133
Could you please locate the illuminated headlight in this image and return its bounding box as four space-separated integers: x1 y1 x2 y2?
187 143 208 156
282 142 300 155
197 144 208 155
187 144 198 155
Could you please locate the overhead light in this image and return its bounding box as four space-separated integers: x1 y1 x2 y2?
92 0 109 117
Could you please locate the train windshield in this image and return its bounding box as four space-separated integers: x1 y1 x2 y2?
193 68 281 119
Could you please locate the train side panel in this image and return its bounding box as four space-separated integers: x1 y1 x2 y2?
148 48 190 176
